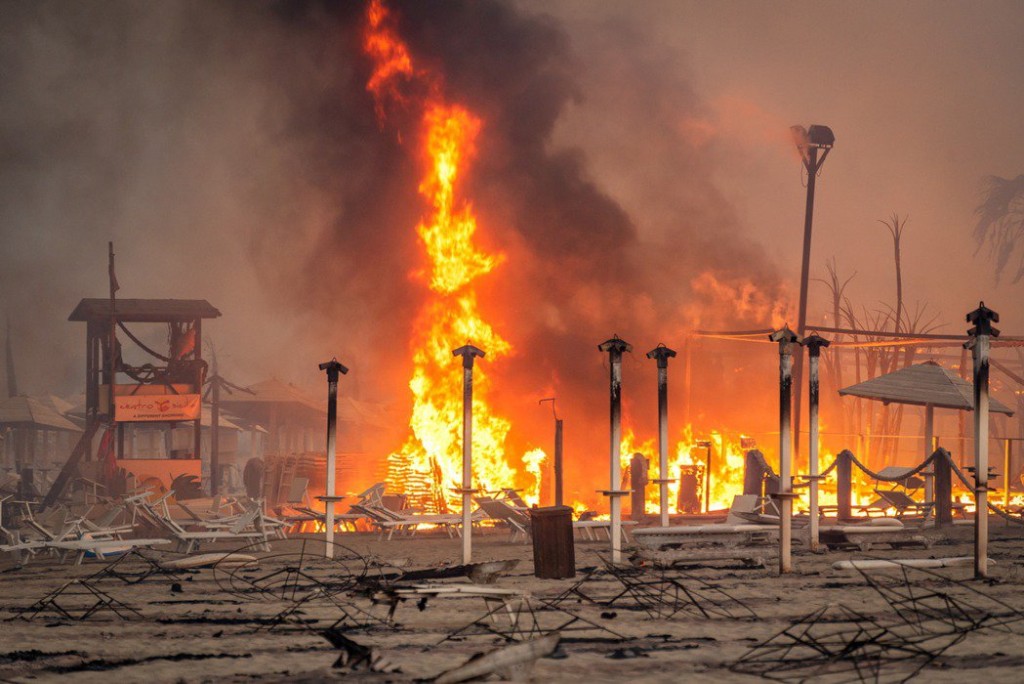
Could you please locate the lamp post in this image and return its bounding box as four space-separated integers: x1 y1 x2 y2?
598 335 632 564
801 332 830 552
646 344 677 527
318 358 348 559
966 302 999 579
770 325 800 573
790 124 834 464
453 343 486 566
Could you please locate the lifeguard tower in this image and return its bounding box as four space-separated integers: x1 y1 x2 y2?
43 297 220 506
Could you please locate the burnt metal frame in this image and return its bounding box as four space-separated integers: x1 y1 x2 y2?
13 578 143 622
440 593 625 643
733 563 1024 682
541 559 757 622
731 602 964 683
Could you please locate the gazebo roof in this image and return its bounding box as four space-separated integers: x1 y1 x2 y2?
838 361 1013 415
217 378 392 428
68 298 221 323
217 378 325 414
0 396 83 431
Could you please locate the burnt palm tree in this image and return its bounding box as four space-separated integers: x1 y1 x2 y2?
974 174 1024 282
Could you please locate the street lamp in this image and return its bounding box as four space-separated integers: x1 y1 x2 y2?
790 124 834 463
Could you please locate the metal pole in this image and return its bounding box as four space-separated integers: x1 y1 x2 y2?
770 325 799 573
837 450 853 521
705 444 712 513
554 419 564 507
599 336 632 563
453 344 485 565
802 333 830 553
792 146 818 465
1005 439 1012 511
934 448 953 527
318 358 348 559
646 345 677 527
924 404 935 505
966 301 999 579
211 373 220 496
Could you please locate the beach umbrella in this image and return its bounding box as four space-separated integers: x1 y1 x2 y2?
839 361 1013 463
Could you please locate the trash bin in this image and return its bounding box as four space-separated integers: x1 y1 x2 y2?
530 505 575 579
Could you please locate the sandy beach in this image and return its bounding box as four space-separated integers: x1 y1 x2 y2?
3 522 1024 683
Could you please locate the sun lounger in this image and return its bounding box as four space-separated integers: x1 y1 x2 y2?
351 503 464 541
572 519 638 542
137 500 270 553
873 489 934 519
819 518 932 551
635 545 778 568
633 495 781 550
44 537 173 565
633 523 778 550
498 489 530 510
0 495 172 565
478 499 635 544
478 499 531 542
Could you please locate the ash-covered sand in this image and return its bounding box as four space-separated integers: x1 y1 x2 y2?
4 523 1024 683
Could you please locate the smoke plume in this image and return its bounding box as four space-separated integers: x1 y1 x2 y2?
1 0 786 500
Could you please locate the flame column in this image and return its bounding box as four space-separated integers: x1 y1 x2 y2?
770 326 800 573
966 302 999 579
453 344 486 565
646 345 677 527
801 333 830 552
318 358 349 559
599 336 632 563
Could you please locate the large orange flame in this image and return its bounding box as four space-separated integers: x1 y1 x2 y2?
363 0 537 512
361 0 891 520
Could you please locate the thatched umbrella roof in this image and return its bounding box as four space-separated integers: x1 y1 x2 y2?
0 396 82 431
839 361 1013 415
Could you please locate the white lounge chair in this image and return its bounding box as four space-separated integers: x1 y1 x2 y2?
632 495 780 550
137 500 270 553
351 502 464 541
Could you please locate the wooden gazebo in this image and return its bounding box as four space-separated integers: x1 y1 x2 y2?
839 360 1014 462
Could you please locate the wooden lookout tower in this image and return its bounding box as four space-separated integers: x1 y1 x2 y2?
43 297 221 507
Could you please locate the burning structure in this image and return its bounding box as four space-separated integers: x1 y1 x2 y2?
253 0 1024 524
2 1 1023 529
349 0 793 517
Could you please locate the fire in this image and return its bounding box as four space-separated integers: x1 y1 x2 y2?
363 0 541 512
358 1 897 521
363 0 413 120
521 448 546 507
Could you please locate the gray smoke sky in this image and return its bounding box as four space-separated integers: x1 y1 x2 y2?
528 0 1024 327
2 1 1022 478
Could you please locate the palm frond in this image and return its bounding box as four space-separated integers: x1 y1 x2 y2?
974 174 1024 282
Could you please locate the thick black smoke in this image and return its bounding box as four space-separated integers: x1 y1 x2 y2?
0 0 785 499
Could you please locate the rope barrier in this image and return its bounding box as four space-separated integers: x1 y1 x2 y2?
756 447 1024 524
793 455 840 489
846 450 939 482
947 458 1024 525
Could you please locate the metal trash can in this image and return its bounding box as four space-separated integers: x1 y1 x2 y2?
530 505 576 579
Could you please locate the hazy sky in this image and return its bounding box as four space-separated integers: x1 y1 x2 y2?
2 0 1022 401
529 0 1024 331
